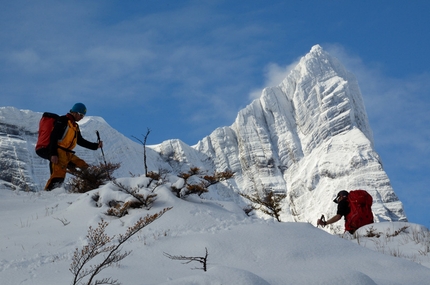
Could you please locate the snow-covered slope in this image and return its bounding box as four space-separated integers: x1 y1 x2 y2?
0 181 428 285
0 45 406 234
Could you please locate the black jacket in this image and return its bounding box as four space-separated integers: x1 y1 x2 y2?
337 199 350 218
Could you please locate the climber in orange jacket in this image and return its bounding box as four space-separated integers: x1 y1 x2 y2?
45 103 102 190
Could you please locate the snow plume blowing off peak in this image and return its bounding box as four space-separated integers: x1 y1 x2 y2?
0 45 406 234
194 45 406 232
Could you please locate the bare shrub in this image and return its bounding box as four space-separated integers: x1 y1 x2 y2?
146 168 170 193
364 226 382 238
387 226 409 237
240 189 286 222
172 167 235 198
185 182 209 196
106 201 133 218
347 224 430 265
70 207 171 285
111 180 157 209
146 171 161 181
132 128 151 176
69 162 120 193
164 247 209 272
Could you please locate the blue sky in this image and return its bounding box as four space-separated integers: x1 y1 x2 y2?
1 1 429 227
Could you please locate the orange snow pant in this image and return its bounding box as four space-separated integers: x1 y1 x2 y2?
44 148 88 190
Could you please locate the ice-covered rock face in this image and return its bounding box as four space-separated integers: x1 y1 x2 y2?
0 45 406 233
0 108 41 191
194 45 406 231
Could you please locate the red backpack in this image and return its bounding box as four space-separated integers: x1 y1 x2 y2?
345 190 374 232
35 112 59 155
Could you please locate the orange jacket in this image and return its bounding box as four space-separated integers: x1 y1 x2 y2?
57 119 79 150
50 113 98 156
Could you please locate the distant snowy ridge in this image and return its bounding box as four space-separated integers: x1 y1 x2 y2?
0 45 406 233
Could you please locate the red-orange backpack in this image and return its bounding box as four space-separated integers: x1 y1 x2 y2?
35 112 59 158
345 190 374 233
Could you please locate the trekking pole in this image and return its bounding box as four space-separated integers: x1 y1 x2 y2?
320 214 326 228
96 130 111 180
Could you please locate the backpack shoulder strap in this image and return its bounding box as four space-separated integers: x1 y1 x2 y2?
42 112 59 119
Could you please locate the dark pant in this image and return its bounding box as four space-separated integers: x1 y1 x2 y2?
36 148 51 160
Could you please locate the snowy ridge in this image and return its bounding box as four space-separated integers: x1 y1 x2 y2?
0 46 405 234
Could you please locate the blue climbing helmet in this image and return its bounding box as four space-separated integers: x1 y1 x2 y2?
70 103 87 115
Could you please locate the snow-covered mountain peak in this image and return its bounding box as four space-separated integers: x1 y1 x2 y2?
194 45 404 231
79 115 108 126
286 45 373 145
0 46 406 234
0 106 41 133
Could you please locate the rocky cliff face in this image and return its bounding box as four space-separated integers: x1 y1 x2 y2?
0 45 406 233
0 109 41 191
192 45 406 231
